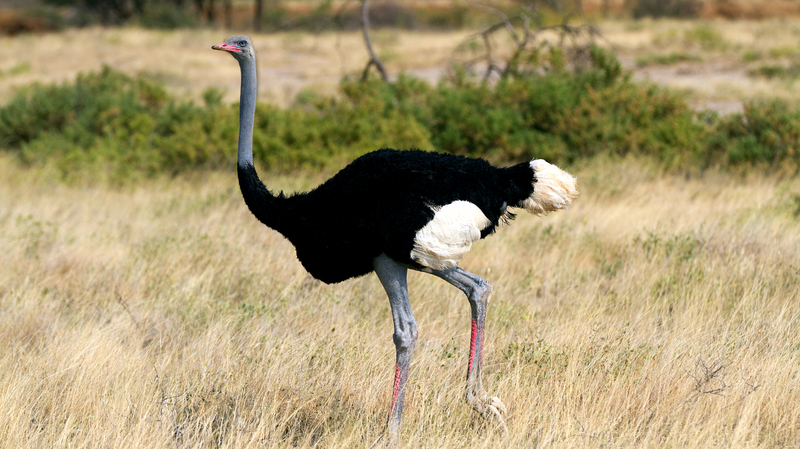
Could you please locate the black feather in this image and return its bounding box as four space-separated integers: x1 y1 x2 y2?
238 149 535 284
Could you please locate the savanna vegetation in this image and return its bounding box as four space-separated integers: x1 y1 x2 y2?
2 44 800 183
2 153 799 447
1 1 800 447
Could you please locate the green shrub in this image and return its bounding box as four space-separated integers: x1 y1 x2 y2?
748 63 800 80
684 24 728 51
630 0 702 18
2 50 799 182
741 50 763 62
768 46 800 58
0 67 161 148
706 100 800 168
136 3 200 29
636 52 703 67
0 66 228 180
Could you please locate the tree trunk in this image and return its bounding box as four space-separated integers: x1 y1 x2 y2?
207 0 216 23
360 0 388 81
254 0 263 31
224 0 232 28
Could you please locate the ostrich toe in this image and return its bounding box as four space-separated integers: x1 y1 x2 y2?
467 388 508 434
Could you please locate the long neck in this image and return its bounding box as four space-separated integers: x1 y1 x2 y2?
237 56 258 168
235 56 295 236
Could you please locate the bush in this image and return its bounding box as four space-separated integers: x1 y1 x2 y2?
684 24 728 51
0 66 225 180
636 52 703 67
630 0 702 19
136 3 200 29
1 50 798 183
706 100 800 168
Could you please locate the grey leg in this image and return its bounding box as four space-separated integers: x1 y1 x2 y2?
427 267 507 427
373 254 418 442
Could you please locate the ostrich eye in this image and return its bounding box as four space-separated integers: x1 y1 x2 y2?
238 41 246 47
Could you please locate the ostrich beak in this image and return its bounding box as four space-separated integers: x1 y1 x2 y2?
212 42 242 52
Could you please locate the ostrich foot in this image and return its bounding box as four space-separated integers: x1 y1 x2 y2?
467 388 508 434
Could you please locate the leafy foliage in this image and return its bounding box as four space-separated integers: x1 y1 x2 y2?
636 52 703 67
1 49 798 183
0 66 231 181
629 0 702 19
705 100 800 167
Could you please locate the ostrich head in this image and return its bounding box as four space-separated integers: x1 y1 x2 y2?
212 35 255 63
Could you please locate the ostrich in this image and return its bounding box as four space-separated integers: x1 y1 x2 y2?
212 36 577 439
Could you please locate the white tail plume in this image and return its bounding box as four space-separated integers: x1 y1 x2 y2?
521 159 578 215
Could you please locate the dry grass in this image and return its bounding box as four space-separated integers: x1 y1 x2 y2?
604 18 800 110
2 155 799 448
0 27 469 107
2 19 800 448
6 20 800 111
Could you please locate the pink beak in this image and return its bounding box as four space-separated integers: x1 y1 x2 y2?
212 42 242 52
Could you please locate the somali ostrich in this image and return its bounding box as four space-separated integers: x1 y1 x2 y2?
212 36 577 438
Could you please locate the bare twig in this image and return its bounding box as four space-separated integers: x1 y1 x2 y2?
275 0 357 34
115 290 142 332
451 4 604 82
691 371 761 427
687 358 728 396
360 0 388 81
254 0 263 32
472 3 520 44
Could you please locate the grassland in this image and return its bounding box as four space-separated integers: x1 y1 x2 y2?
5 19 800 110
1 154 799 447
2 18 800 448
0 27 470 108
604 18 800 111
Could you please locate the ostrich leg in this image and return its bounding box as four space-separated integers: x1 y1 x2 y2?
429 267 507 429
374 254 418 442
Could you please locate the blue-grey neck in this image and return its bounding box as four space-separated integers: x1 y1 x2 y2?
233 51 296 238
237 55 257 168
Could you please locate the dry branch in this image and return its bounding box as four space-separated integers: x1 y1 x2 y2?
452 4 603 81
360 0 388 81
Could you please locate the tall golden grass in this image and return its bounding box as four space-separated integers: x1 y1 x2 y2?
1 154 798 448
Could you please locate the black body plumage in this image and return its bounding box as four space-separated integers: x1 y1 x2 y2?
238 149 536 284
